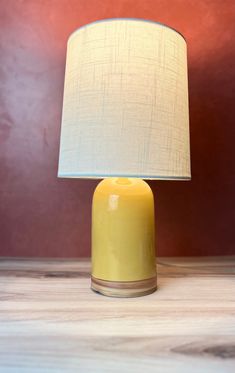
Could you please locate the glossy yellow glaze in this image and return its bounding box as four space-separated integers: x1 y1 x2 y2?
92 178 156 282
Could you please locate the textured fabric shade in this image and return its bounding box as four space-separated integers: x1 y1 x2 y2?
58 18 191 180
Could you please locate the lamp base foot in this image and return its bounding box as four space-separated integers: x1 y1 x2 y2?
91 275 157 298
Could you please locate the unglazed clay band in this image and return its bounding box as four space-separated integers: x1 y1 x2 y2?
91 276 157 298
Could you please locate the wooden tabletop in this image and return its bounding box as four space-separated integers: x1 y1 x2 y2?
0 257 235 372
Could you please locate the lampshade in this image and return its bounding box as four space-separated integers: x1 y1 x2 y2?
58 18 191 180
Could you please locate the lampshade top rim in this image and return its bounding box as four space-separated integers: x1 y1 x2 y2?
68 18 186 43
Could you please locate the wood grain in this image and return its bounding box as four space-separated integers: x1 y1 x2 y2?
0 257 235 372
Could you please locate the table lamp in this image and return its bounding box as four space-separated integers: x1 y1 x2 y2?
58 18 191 297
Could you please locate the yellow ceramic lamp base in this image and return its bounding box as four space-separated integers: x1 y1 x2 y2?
91 178 157 297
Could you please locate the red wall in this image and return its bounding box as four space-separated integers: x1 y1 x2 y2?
0 0 235 257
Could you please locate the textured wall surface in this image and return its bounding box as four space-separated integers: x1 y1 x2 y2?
0 0 235 257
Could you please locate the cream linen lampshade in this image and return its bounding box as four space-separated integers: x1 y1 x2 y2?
58 18 191 179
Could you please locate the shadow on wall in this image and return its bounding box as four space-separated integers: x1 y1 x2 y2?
150 41 235 256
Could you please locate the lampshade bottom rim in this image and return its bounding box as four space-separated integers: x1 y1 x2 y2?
58 173 191 181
